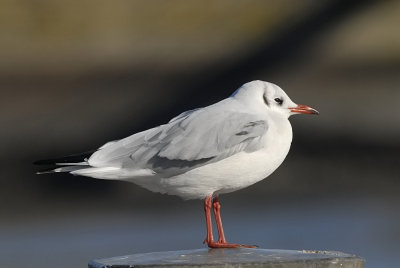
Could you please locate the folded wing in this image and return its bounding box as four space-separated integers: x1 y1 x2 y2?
89 107 268 177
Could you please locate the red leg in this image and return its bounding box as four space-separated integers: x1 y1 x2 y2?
203 195 257 249
203 195 214 245
212 196 227 243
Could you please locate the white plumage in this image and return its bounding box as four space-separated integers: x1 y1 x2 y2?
37 80 318 248
44 80 317 200
44 80 318 199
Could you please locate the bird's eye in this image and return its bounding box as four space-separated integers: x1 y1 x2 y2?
274 98 283 105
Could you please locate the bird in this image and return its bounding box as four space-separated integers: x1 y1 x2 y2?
35 80 318 248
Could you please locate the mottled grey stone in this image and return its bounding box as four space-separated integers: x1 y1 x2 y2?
88 248 364 268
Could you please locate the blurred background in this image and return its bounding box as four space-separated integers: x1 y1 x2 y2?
1 0 399 267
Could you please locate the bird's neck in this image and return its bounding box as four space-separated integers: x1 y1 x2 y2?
269 113 293 141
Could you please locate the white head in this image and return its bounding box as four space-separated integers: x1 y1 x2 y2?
231 80 318 118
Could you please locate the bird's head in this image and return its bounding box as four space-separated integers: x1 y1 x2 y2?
232 80 319 118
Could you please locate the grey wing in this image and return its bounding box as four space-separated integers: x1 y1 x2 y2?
89 108 268 177
157 110 268 161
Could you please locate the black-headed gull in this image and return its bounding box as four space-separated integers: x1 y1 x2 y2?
35 80 318 248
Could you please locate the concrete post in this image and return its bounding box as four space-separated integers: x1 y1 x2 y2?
89 248 364 268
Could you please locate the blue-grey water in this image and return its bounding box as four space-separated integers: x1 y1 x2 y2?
1 196 398 268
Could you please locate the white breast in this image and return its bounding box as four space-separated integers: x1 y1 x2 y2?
151 116 293 200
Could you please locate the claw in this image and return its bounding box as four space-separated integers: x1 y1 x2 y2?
239 244 258 249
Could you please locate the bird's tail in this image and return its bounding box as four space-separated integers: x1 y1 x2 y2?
34 150 95 174
36 163 89 174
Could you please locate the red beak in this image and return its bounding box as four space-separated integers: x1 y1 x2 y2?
289 104 319 115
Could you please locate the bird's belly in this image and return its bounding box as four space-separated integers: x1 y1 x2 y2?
159 141 291 200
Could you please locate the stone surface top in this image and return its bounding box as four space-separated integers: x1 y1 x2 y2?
89 248 364 268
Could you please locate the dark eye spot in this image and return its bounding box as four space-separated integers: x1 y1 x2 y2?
274 98 283 105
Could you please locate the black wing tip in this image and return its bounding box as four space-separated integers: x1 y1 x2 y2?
33 150 96 166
